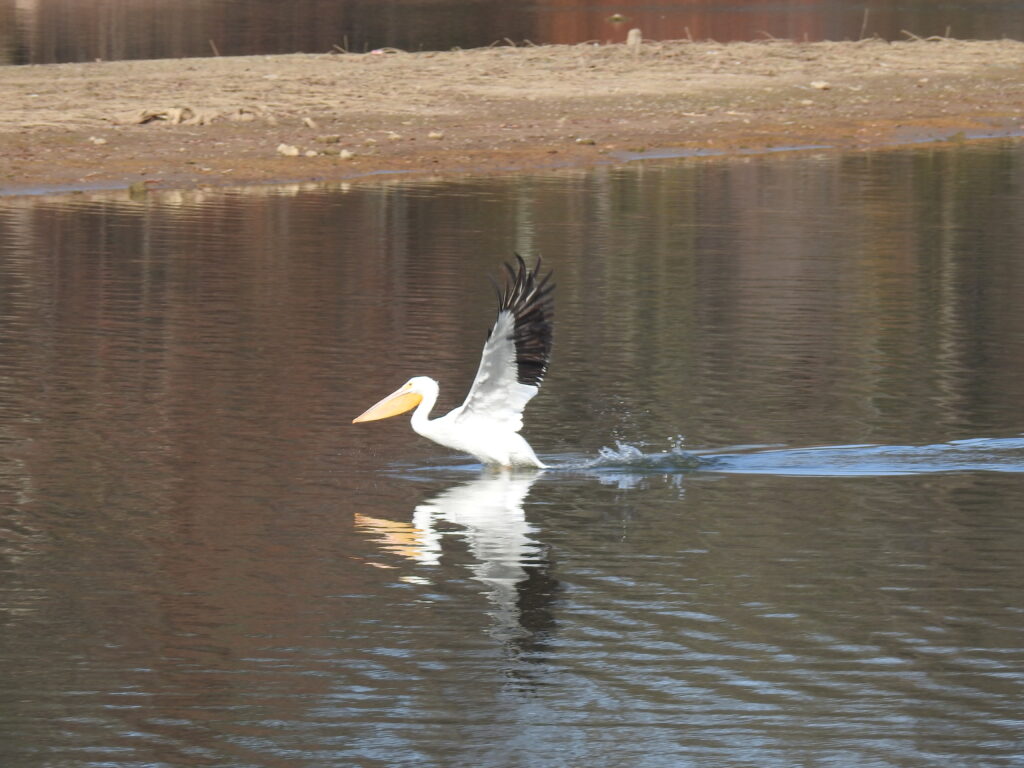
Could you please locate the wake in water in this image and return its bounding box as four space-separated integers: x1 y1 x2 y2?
565 439 705 472
387 436 1024 481
559 435 1024 477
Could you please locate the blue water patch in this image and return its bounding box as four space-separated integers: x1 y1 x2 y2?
573 436 1024 478
386 436 1024 478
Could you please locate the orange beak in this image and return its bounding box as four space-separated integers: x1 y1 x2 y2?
352 386 423 423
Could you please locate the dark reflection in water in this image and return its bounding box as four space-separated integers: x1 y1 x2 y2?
1 143 1023 766
3 0 1024 64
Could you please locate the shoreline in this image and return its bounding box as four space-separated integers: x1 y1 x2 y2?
2 38 1023 196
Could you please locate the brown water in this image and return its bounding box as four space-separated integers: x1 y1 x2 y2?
3 0 1024 64
1 144 1024 767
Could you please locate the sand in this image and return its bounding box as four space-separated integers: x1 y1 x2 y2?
1 37 1022 195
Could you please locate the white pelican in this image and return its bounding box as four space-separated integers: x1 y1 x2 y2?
353 255 554 468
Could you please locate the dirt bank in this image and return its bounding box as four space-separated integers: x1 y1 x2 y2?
1 37 1022 195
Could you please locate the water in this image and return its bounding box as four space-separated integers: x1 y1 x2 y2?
1 142 1023 766
3 0 1024 64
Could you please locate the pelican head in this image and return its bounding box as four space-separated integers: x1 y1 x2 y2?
352 376 438 423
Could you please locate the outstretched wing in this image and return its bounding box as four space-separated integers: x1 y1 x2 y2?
454 255 554 432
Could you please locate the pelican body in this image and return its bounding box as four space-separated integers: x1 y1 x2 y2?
353 256 554 468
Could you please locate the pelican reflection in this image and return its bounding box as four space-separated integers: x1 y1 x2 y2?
356 470 557 649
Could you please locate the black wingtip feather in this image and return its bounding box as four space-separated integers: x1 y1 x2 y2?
496 253 555 388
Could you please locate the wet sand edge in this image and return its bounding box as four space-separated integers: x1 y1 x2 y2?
2 38 1022 196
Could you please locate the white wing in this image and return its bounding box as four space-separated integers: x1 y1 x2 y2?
454 256 554 433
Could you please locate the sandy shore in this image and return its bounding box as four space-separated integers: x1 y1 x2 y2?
1 37 1022 195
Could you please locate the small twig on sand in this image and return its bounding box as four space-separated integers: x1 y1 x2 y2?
859 8 870 40
209 39 220 56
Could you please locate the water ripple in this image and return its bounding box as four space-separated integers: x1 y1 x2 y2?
555 436 1024 478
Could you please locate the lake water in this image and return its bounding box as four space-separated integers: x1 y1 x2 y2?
1 142 1023 767
3 0 1024 64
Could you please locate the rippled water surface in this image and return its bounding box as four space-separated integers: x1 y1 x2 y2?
1 143 1024 767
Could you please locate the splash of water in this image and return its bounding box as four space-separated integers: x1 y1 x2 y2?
559 439 704 472
558 435 1024 477
391 436 1024 479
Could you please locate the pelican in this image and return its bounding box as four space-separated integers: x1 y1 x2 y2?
353 255 554 468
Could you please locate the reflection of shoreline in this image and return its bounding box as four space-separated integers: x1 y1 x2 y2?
357 470 558 653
